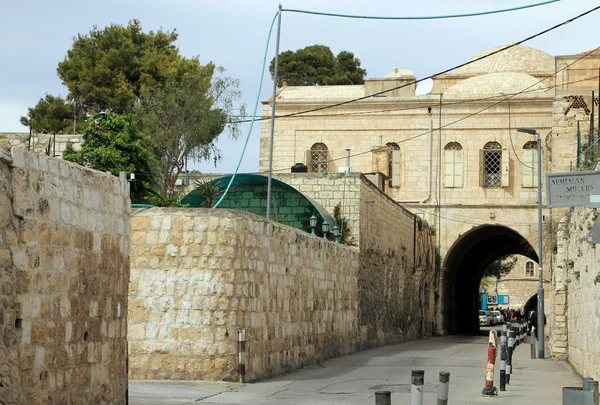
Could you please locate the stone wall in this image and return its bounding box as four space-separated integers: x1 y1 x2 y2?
128 209 359 382
0 147 130 404
0 132 83 159
551 207 600 375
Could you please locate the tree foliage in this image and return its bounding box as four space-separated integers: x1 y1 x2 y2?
62 113 155 203
134 66 243 198
20 94 73 135
57 19 196 114
270 45 367 87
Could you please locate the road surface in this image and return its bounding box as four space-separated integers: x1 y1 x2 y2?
130 328 580 404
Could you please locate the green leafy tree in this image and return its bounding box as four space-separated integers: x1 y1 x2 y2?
481 256 518 295
57 19 196 114
20 94 74 156
270 45 367 87
134 67 243 198
63 113 155 203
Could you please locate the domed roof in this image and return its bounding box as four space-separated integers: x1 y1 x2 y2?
454 44 554 75
444 72 547 99
385 68 414 78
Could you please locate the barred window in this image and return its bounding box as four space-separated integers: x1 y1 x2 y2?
310 143 328 173
525 261 534 277
444 142 463 188
483 141 502 187
387 142 401 187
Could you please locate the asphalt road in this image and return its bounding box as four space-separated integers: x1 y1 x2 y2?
129 328 580 405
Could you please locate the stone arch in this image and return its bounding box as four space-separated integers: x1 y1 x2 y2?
442 224 537 334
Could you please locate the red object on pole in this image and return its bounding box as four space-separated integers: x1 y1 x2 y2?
482 330 498 396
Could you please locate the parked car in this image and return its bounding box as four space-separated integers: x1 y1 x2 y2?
479 310 493 326
490 310 504 325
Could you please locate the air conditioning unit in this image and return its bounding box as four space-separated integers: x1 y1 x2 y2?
338 166 351 173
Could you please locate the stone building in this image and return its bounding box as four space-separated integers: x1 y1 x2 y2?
260 44 600 333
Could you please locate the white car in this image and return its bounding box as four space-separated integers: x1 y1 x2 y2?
490 311 504 325
479 310 493 326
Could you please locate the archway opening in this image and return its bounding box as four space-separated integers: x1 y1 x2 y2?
443 224 537 334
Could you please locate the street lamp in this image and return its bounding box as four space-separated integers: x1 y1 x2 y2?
517 126 545 359
309 214 318 236
332 225 340 243
322 221 330 240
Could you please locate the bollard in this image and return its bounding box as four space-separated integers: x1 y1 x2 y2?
500 330 507 391
507 328 515 384
437 371 450 405
375 391 391 405
411 370 424 405
481 330 498 396
530 330 536 359
588 380 599 405
238 329 246 383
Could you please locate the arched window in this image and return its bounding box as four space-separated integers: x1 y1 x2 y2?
387 142 401 187
525 261 535 277
522 141 539 188
310 143 328 173
480 141 507 187
444 142 463 188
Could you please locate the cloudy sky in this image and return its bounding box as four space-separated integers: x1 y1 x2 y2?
1 0 598 173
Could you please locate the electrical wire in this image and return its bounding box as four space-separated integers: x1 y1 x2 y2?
267 45 600 174
282 1 560 20
264 5 600 121
229 76 599 122
212 10 279 209
213 5 599 207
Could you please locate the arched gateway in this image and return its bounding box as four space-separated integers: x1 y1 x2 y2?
442 224 538 334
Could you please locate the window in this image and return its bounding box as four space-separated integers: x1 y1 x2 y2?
522 141 539 188
308 143 328 173
480 142 509 187
387 142 401 187
525 261 535 277
444 142 463 188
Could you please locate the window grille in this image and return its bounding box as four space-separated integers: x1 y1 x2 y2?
310 143 328 173
483 142 502 187
525 261 534 277
523 141 537 149
387 142 400 187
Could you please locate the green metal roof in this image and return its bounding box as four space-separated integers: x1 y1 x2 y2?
180 174 336 227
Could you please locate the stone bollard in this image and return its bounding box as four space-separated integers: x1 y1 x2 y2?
437 371 450 405
507 328 515 384
500 330 507 391
411 370 424 405
375 391 391 405
481 330 498 396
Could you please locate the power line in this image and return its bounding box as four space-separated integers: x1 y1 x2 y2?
283 1 560 20
230 76 598 123
267 44 600 173
264 5 600 121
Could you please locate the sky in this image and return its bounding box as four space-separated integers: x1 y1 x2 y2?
1 0 599 174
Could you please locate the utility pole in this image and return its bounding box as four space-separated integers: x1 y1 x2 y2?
536 129 545 359
266 4 283 220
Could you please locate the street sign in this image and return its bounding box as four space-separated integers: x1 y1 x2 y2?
498 295 510 305
487 294 498 305
586 217 600 244
546 170 600 208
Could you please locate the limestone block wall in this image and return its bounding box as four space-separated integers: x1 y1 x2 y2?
0 132 83 158
128 209 359 382
0 147 130 404
358 178 436 345
551 207 600 374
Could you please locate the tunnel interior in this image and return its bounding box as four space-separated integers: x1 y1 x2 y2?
443 224 538 335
